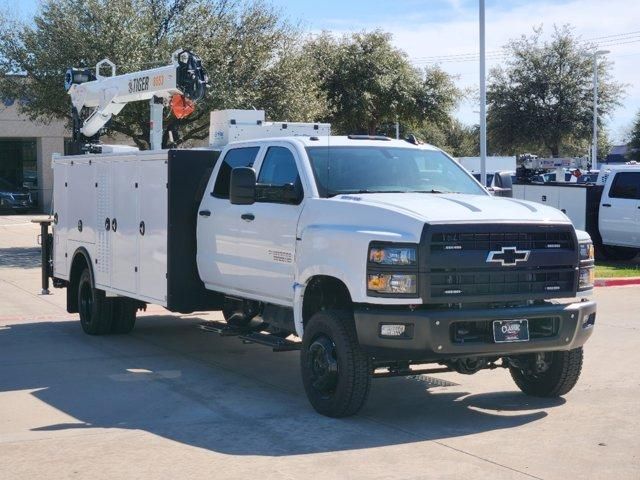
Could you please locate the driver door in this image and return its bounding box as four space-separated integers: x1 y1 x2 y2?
231 144 305 304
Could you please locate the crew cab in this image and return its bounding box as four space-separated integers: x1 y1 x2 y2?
47 110 597 417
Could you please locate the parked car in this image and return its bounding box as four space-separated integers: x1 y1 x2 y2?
0 178 34 213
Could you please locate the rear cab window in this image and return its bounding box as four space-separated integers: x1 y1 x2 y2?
212 146 260 198
609 172 640 200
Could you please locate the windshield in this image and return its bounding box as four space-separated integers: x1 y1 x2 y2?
306 146 486 197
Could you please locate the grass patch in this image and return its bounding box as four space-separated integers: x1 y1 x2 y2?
595 262 640 278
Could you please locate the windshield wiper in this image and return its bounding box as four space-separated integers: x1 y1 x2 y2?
328 189 408 196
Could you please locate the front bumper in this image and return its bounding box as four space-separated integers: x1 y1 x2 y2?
354 300 596 361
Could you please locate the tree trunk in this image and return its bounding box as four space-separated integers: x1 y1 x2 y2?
367 120 377 136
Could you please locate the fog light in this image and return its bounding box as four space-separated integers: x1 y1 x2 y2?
579 267 595 289
583 312 596 328
380 324 406 337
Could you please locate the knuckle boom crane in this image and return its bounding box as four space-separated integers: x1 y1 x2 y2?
64 49 208 154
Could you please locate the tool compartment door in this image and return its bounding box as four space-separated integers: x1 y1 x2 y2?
67 159 96 245
111 157 139 294
137 157 168 303
52 161 68 278
94 160 113 288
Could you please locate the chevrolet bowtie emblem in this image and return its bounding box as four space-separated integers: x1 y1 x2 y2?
486 246 530 266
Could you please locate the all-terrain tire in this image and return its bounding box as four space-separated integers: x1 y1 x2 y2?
300 310 372 417
77 268 113 335
509 347 583 397
110 298 137 334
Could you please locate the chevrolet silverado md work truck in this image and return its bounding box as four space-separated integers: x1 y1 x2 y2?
45 52 597 417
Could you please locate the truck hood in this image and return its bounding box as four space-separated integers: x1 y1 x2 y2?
334 193 570 224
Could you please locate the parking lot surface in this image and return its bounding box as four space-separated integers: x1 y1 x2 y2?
1 215 639 479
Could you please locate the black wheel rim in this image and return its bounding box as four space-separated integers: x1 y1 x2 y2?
308 334 339 397
79 282 93 326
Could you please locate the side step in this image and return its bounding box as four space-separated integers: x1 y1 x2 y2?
199 320 301 352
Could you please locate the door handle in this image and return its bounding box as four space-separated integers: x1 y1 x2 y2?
199 210 211 217
602 203 611 207
241 213 255 221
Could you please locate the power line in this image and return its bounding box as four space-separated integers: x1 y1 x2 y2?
410 31 640 65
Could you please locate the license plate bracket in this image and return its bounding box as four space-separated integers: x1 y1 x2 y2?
493 319 529 343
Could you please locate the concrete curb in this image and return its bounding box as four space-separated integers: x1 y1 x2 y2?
595 277 640 287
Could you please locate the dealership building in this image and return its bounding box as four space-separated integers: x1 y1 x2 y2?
0 99 68 213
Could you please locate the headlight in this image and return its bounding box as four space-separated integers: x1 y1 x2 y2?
369 245 417 265
579 242 594 261
367 274 417 294
579 267 595 290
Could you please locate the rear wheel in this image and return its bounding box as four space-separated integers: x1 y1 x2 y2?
300 310 371 417
77 268 113 335
110 298 137 334
509 348 583 397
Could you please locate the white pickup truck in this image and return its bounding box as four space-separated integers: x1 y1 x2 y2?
513 163 640 260
48 110 597 417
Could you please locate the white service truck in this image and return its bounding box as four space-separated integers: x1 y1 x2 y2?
514 162 640 260
46 110 598 417
43 53 597 417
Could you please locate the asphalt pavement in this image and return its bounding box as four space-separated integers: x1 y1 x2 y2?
0 215 638 479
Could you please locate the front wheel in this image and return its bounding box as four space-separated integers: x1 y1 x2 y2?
509 348 583 397
300 310 372 417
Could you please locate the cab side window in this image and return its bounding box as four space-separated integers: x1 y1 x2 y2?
256 147 303 204
258 147 300 186
609 172 640 200
212 147 260 199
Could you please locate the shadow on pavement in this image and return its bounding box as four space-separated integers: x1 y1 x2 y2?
0 247 42 269
0 315 564 456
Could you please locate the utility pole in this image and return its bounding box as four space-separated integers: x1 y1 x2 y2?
590 50 610 169
479 0 487 186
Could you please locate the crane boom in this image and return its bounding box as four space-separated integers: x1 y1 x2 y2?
65 49 207 153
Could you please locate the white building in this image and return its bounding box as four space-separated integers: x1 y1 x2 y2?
0 99 67 213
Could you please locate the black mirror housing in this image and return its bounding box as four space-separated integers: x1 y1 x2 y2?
230 167 256 205
493 171 513 198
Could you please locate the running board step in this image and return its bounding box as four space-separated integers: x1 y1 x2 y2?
198 320 248 336
240 332 301 352
198 321 301 352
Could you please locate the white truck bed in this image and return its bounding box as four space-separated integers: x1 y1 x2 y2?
52 149 223 312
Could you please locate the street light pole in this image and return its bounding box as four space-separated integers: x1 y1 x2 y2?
591 49 610 169
479 0 487 186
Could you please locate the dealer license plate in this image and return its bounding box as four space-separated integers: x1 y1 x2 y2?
493 319 529 343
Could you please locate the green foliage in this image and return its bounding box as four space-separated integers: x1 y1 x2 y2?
628 110 640 160
487 26 623 157
0 0 327 148
416 120 479 157
305 31 460 135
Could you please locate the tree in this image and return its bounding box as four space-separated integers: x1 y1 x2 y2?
417 120 479 157
0 0 326 149
628 110 640 160
305 31 460 135
487 26 623 157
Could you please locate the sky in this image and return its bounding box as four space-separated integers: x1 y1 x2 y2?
7 0 640 143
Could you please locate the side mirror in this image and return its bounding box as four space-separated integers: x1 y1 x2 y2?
230 167 256 205
493 171 513 198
